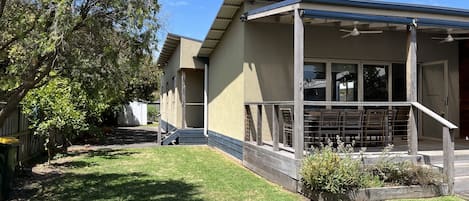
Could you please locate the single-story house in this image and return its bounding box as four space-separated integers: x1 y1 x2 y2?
157 34 205 132
158 0 469 194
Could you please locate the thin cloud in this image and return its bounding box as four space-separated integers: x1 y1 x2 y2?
168 1 189 6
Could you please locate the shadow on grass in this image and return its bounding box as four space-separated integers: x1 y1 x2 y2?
86 148 138 160
65 148 138 160
14 172 202 201
51 161 96 169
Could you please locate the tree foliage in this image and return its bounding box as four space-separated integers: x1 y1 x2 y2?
0 0 161 127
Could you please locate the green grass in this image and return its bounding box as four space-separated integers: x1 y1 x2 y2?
32 146 303 201
138 122 159 128
390 196 465 201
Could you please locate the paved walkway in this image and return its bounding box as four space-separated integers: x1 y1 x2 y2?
71 127 161 150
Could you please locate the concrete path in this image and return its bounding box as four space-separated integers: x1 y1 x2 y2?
71 127 161 150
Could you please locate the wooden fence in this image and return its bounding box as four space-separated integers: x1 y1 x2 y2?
0 105 44 164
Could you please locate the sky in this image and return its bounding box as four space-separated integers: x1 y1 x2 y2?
158 0 469 43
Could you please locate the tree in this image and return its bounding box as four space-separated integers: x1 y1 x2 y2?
0 0 160 127
22 78 90 160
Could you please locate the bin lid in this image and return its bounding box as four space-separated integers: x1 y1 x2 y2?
0 137 20 145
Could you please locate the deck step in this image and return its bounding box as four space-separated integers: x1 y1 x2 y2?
421 150 469 163
161 128 206 145
430 160 469 177
161 131 180 145
178 129 206 145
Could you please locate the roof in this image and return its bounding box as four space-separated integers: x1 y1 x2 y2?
197 0 469 57
157 33 202 67
197 0 245 57
246 0 469 18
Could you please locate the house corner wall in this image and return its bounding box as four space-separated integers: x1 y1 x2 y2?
160 44 183 131
207 4 246 158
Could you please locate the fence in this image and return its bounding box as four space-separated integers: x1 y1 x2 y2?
0 105 44 164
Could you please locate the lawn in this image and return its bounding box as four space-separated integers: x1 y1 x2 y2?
391 197 465 201
138 122 159 128
24 146 303 201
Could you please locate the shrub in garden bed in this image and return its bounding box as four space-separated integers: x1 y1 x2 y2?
300 140 381 194
300 139 445 199
366 151 444 186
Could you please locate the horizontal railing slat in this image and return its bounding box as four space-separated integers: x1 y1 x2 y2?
185 102 204 106
411 102 458 129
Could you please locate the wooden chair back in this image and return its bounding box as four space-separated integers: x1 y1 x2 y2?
320 110 341 128
342 110 364 129
280 108 293 125
365 109 386 129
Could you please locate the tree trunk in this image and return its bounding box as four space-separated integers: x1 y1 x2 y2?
0 52 57 128
46 130 57 162
0 86 30 128
0 0 6 20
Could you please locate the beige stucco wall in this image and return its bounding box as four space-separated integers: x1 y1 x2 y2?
208 7 245 140
160 45 183 129
243 22 460 138
206 1 461 140
180 38 205 69
160 37 205 130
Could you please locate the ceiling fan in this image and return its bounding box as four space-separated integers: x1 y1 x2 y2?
340 21 383 38
432 33 469 43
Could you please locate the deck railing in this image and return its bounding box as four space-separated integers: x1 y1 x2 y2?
244 101 458 194
245 101 411 151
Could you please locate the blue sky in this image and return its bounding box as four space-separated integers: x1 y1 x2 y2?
158 0 469 42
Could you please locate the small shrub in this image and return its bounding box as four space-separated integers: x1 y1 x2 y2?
366 146 445 186
301 138 445 196
147 105 159 122
300 139 381 194
367 161 444 186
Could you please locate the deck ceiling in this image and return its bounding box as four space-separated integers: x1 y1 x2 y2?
244 0 469 34
254 13 469 34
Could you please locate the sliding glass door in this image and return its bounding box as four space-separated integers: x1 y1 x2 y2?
332 63 358 102
303 61 404 103
304 63 326 101
363 64 388 101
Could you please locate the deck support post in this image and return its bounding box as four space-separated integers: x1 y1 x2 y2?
204 64 209 136
293 8 304 159
272 105 280 151
257 105 263 146
407 106 418 155
443 127 455 195
406 22 418 156
181 70 187 129
157 115 162 146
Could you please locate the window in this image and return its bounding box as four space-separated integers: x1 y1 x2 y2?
304 63 326 101
332 63 358 101
392 63 407 101
363 64 389 101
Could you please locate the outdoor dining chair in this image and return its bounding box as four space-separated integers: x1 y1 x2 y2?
318 109 341 143
364 109 387 146
304 111 321 150
280 108 293 147
341 110 364 146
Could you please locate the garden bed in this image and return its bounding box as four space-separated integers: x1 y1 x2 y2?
303 184 448 201
300 141 449 201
